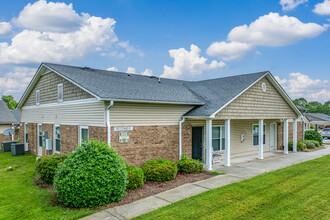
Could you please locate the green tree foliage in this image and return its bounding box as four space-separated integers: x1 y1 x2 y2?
1 95 18 110
293 98 330 115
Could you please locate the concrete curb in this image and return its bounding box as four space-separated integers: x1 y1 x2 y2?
81 147 330 220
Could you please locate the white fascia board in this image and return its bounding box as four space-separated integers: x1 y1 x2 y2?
21 98 100 110
100 98 204 106
44 64 101 100
265 74 303 118
17 64 46 109
209 72 269 118
182 116 212 119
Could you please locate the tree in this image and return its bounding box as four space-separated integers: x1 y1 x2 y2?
1 95 18 110
293 98 308 107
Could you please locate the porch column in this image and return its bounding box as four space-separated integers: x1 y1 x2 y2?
283 119 289 154
258 119 264 159
225 119 231 166
293 119 297 152
205 119 213 170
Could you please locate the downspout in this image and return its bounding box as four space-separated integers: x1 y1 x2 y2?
107 101 114 146
179 117 185 160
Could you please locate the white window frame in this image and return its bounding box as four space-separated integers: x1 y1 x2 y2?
57 83 63 103
79 126 89 145
252 124 266 146
36 90 40 105
54 125 60 154
212 125 225 152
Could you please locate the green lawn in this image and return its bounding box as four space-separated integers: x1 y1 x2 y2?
135 155 330 220
0 152 96 220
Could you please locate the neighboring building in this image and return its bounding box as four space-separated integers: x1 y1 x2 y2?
304 113 330 130
17 63 303 169
0 100 19 143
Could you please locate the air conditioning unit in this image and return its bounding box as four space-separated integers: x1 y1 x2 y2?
45 139 52 150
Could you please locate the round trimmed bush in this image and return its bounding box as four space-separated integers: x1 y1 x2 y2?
305 130 323 145
141 159 177 182
288 141 306 151
54 140 128 208
36 153 68 184
177 154 203 174
126 165 146 190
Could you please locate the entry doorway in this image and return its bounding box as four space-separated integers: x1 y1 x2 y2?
269 123 277 151
192 127 203 161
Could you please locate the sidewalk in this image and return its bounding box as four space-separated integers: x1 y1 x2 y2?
82 147 330 220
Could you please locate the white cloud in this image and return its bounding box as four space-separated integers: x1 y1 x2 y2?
118 41 144 57
107 67 118 71
126 67 137 74
141 68 153 76
0 22 13 37
161 44 226 79
12 0 82 33
279 0 308 11
0 15 118 64
228 12 326 47
275 73 330 102
0 67 36 100
313 0 330 15
206 41 253 61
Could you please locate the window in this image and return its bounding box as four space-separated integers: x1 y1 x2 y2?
36 90 40 105
57 83 63 103
212 126 225 151
80 126 89 145
25 123 29 143
38 124 43 147
55 125 60 153
253 124 266 146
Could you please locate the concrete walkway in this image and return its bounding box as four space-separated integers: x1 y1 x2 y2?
82 147 330 220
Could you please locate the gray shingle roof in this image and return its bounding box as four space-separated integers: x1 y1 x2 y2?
0 100 18 124
38 63 269 117
183 72 268 117
11 110 21 123
305 113 330 122
44 63 204 105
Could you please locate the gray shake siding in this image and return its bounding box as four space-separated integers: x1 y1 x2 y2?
24 71 93 106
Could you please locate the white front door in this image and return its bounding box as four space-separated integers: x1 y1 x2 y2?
269 123 276 151
24 123 29 151
37 124 43 156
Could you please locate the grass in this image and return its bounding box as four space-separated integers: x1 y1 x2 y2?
0 152 97 220
135 155 330 220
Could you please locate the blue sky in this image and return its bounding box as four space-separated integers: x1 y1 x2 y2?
0 0 329 102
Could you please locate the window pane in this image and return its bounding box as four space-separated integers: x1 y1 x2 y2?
253 135 259 146
253 125 259 135
212 127 220 139
39 136 43 147
56 139 60 152
212 139 220 151
55 127 60 139
81 128 88 142
221 138 225 150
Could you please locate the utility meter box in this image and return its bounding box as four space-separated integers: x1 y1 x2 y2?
45 139 52 150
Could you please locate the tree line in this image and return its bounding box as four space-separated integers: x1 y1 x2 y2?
293 98 330 115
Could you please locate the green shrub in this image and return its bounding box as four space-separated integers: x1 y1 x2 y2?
126 165 146 190
177 154 203 174
305 130 323 145
305 140 320 148
288 141 306 151
35 154 68 184
141 159 178 182
304 141 316 149
54 140 128 208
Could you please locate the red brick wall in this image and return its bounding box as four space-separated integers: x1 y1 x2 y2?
111 125 182 167
182 122 192 158
60 125 78 153
277 122 304 150
27 123 37 155
0 133 10 144
89 126 107 142
19 123 24 143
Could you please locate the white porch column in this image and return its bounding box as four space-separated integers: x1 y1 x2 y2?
225 119 231 166
283 119 289 154
258 119 264 159
293 119 297 152
205 119 213 170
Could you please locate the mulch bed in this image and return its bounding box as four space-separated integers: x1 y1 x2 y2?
305 146 326 152
34 171 215 210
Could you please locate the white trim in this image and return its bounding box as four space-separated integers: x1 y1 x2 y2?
100 98 204 106
179 117 185 160
258 119 264 160
36 90 40 105
54 124 60 154
293 119 297 153
37 123 43 156
210 73 268 118
269 123 277 151
57 83 63 103
205 119 213 170
21 98 100 110
224 119 231 166
79 126 89 145
283 119 289 154
252 123 266 146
